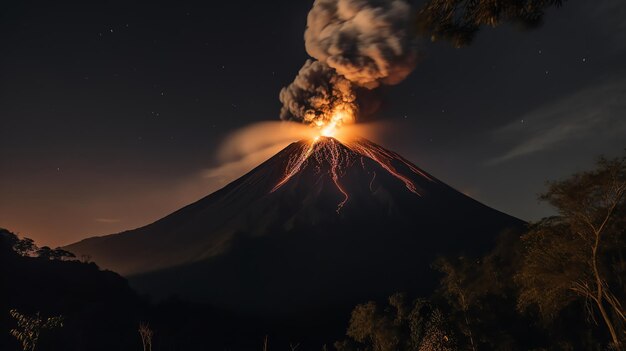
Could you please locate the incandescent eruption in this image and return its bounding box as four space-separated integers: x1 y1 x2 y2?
66 136 525 316
279 60 358 131
280 0 417 135
62 0 566 322
271 137 434 212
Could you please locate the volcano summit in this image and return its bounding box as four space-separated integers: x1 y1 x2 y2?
67 137 524 316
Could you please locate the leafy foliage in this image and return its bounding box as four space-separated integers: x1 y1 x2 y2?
335 293 456 351
431 230 547 350
35 246 76 261
516 154 626 348
416 0 565 47
2 152 625 350
13 238 37 257
9 309 63 351
138 323 154 351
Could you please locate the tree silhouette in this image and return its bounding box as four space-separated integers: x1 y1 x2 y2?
516 154 626 349
335 294 456 351
50 247 75 261
433 257 481 351
35 246 75 260
13 237 37 256
432 231 531 350
416 0 565 47
0 228 19 252
35 246 53 259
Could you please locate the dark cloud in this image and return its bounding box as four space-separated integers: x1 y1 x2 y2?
279 59 357 125
305 0 417 88
280 0 417 126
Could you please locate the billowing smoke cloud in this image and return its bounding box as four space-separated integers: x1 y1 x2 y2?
305 0 416 88
281 0 566 127
279 59 357 124
281 0 416 126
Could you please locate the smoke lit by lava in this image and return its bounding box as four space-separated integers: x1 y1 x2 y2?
211 0 422 200
280 0 416 127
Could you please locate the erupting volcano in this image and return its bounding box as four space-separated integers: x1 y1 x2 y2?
271 136 431 212
66 135 524 317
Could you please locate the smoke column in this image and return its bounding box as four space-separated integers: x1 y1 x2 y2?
279 60 357 126
280 0 416 125
305 0 416 88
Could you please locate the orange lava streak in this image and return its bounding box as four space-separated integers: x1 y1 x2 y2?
270 136 434 211
355 139 434 182
346 139 426 196
309 138 351 212
325 138 349 212
271 137 351 212
270 140 316 192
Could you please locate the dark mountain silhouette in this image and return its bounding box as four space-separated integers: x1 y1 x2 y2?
66 137 525 318
0 229 272 351
0 229 143 351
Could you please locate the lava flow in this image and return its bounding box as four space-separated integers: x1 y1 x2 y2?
270 111 434 212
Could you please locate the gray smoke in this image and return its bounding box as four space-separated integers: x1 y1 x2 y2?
279 59 357 124
305 0 416 89
280 0 416 125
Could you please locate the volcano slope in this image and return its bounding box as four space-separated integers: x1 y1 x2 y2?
67 137 524 317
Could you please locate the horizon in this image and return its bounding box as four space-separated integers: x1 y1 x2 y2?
1 0 625 247
2 1 625 350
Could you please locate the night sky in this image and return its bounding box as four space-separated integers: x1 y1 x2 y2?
1 0 625 247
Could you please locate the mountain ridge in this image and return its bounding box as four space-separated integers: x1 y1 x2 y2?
66 137 525 315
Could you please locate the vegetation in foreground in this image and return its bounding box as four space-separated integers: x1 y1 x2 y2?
1 152 624 350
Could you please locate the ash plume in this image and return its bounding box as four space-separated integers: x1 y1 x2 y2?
305 0 417 89
279 59 358 124
280 0 416 126
280 0 566 126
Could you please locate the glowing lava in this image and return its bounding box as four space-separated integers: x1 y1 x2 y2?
271 134 435 213
271 103 435 212
346 139 434 194
311 104 355 140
